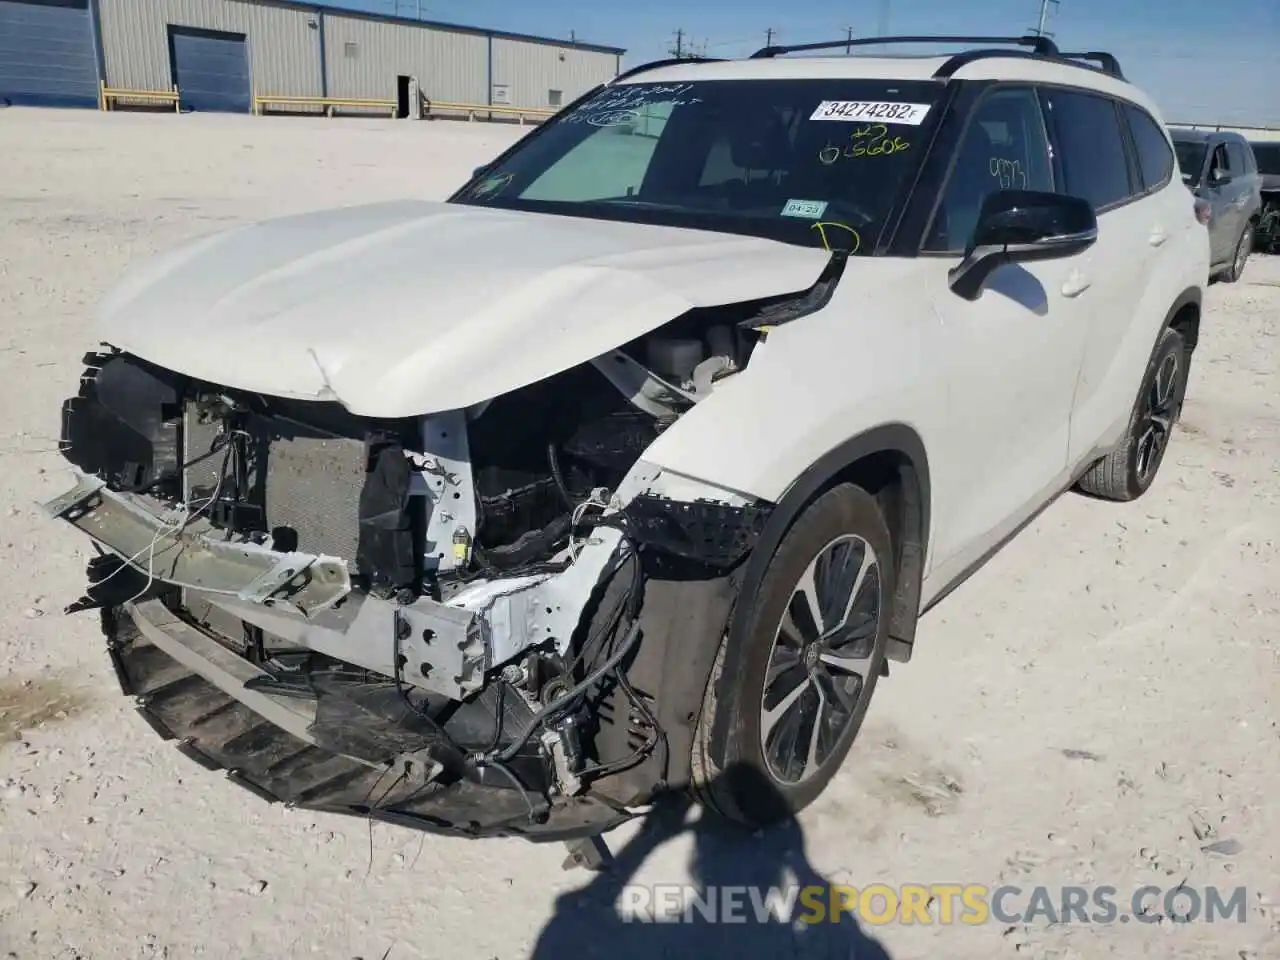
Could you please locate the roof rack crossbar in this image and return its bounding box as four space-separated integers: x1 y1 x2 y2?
750 34 1058 59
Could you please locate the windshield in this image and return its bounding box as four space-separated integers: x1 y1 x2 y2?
1252 143 1280 176
450 78 946 252
1174 140 1207 183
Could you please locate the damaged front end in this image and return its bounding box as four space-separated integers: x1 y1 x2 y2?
43 292 810 841
1259 191 1280 254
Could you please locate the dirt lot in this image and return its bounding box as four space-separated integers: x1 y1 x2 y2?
0 108 1277 960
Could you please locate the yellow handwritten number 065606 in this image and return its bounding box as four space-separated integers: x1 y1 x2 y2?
847 124 909 158
819 124 910 165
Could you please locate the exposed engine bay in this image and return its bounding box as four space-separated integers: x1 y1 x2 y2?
43 282 847 840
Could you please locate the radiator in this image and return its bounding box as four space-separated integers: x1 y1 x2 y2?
182 405 366 568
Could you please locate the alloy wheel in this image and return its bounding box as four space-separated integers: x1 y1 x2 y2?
1235 234 1250 276
759 534 881 785
1136 350 1181 482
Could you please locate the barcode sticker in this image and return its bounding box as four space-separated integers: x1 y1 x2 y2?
810 100 932 125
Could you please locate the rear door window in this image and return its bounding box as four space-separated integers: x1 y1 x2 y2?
1040 89 1134 210
1174 140 1207 183
1123 104 1175 192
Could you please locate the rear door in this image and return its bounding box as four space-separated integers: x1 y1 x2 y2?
1038 87 1153 466
1226 140 1261 227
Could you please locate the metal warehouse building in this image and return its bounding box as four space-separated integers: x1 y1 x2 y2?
0 0 624 114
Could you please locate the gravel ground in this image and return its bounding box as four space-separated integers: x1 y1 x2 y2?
0 107 1277 960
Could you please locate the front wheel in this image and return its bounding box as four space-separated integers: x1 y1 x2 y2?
691 483 894 828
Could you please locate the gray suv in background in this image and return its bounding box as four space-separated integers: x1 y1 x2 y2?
1172 129 1262 282
1249 140 1280 253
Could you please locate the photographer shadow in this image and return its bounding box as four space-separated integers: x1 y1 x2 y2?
530 765 893 959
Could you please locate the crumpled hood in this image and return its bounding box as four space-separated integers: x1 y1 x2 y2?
99 200 831 417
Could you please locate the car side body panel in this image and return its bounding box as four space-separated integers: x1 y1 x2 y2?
636 257 947 511
1072 178 1208 458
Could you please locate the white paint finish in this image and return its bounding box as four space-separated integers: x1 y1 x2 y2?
95 200 829 417
638 256 942 503
923 254 1086 574
1072 183 1210 460
947 57 1156 113
321 13 487 103
98 0 322 98
636 250 1085 582
490 37 616 110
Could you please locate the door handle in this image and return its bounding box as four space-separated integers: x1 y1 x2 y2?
1061 270 1092 298
1149 228 1168 247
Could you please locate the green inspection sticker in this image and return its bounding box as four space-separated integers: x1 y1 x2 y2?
781 199 828 219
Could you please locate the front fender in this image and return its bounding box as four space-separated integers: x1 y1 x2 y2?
636 298 944 504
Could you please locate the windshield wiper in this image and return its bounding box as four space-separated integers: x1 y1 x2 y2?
595 197 688 210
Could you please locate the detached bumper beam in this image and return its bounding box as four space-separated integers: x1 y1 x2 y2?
42 473 352 615
42 473 495 701
105 599 633 841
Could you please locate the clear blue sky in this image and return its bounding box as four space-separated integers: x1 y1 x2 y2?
339 0 1278 127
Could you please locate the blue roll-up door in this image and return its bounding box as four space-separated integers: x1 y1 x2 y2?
0 0 99 108
169 26 250 113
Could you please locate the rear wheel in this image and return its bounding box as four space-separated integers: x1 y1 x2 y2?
1077 326 1186 502
691 483 894 828
1221 223 1254 283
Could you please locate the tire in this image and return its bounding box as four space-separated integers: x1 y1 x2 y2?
1076 326 1187 502
691 483 895 828
1221 223 1254 283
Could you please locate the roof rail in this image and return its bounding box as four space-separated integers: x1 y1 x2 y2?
1056 51 1125 79
933 47 1126 80
749 34 1058 59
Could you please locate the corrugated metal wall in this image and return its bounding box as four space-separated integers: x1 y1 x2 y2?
98 0 321 97
321 14 487 103
490 39 616 110
90 0 621 113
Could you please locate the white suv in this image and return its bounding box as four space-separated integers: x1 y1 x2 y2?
46 35 1208 856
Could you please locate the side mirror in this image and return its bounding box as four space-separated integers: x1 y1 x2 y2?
949 190 1098 301
472 164 489 180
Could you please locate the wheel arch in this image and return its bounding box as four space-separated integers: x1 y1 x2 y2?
735 423 931 666
591 423 932 806
1165 285 1201 356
